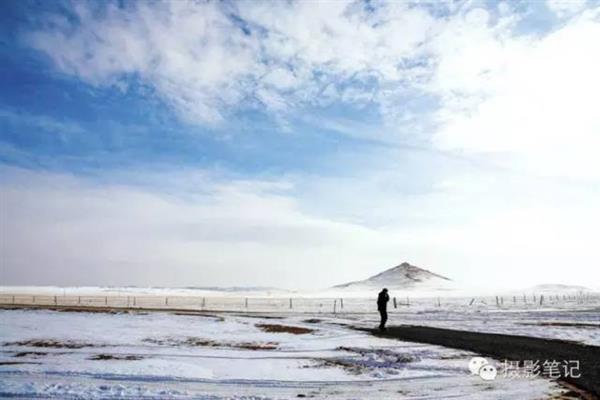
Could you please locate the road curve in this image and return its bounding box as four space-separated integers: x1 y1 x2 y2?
369 325 600 399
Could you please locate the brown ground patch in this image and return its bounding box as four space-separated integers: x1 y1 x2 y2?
235 314 284 320
54 308 131 314
255 323 314 335
0 304 223 316
303 319 322 324
173 312 224 321
143 336 278 350
0 361 42 365
315 359 364 375
88 354 143 361
3 339 103 349
13 351 48 358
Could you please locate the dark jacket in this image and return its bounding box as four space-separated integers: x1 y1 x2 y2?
377 291 389 311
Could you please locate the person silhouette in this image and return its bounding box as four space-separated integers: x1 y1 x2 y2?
377 288 389 331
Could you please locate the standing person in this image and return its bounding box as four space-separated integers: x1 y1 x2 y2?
377 288 389 331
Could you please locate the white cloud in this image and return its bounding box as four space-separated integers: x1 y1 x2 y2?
547 0 588 17
11 1 600 289
430 7 600 179
0 167 397 288
26 0 600 177
25 1 435 125
261 68 300 91
24 1 600 174
2 166 599 289
27 1 259 124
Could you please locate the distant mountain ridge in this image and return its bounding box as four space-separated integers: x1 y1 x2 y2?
528 283 589 292
333 262 451 290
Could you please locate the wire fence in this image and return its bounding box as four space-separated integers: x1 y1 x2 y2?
1 292 598 313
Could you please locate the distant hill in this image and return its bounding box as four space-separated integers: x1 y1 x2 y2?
528 284 590 292
333 262 451 291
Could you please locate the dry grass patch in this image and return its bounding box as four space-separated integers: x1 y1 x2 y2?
255 323 314 335
143 336 278 350
0 361 42 366
13 351 47 358
4 339 103 349
89 354 143 361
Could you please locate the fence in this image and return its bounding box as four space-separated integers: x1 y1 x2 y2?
1 292 598 313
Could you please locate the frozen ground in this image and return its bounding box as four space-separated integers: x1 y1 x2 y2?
0 308 572 399
2 283 599 298
346 307 600 346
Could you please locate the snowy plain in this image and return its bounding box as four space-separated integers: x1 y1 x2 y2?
2 285 598 346
0 306 586 399
1 281 599 399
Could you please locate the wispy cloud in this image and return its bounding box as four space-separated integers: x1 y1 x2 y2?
0 166 393 288
0 108 85 136
23 1 436 126
429 6 600 179
23 0 600 180
2 165 599 288
4 1 600 288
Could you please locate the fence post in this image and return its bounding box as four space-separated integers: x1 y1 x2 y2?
54 296 57 305
202 297 206 309
12 296 15 305
133 296 136 306
245 298 248 309
540 294 544 306
289 298 293 309
333 299 337 314
406 296 410 306
165 297 169 306
33 296 36 304
393 297 397 309
437 298 441 307
340 298 344 310
513 296 516 304
105 296 108 305
469 298 475 306
523 294 527 304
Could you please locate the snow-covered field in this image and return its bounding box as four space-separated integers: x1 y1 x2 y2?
1 282 598 398
0 307 582 399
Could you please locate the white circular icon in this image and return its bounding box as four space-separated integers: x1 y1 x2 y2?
479 364 498 381
468 357 489 375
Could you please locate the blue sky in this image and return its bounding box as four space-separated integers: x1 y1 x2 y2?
1 0 600 289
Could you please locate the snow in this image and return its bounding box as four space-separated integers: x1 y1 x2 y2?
0 285 295 298
332 262 454 292
0 308 569 399
347 307 600 346
3 279 596 299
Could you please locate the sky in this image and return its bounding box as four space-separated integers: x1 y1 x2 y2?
1 0 599 290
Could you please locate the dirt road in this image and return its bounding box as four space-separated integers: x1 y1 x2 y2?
372 325 600 399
